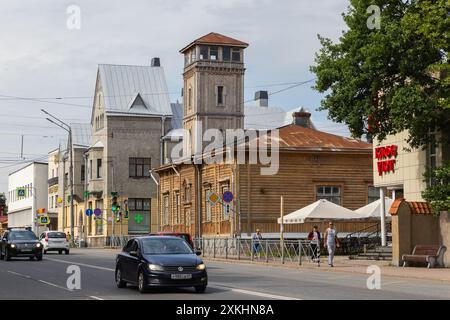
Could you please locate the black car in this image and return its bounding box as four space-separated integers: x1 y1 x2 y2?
0 228 43 261
115 236 207 293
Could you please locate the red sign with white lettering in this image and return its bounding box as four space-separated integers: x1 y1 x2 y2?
375 145 398 176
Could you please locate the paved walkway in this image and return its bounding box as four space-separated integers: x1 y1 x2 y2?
204 256 450 283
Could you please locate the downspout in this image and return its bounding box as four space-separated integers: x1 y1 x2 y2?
195 163 202 239
160 116 166 166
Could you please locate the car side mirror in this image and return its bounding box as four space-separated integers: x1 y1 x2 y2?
195 251 202 256
130 251 138 257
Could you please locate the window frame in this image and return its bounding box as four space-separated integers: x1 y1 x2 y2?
316 185 342 205
129 157 151 178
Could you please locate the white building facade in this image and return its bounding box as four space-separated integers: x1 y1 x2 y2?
7 162 48 234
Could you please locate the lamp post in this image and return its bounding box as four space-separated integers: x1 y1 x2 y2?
41 109 74 243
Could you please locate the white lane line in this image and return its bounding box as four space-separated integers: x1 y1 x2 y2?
8 270 72 292
89 296 105 300
7 271 31 279
38 280 73 292
46 258 115 272
210 284 301 300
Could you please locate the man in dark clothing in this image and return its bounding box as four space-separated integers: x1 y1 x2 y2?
307 226 321 262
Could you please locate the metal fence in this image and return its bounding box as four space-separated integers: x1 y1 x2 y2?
193 238 321 266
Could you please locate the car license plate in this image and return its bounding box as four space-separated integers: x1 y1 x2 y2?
171 274 192 280
21 249 32 252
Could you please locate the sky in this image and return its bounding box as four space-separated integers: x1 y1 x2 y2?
0 0 351 193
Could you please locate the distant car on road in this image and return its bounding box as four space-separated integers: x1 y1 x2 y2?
149 232 195 249
115 236 207 293
0 228 43 261
39 231 70 254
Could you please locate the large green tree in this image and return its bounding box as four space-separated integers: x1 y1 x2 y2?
311 0 449 148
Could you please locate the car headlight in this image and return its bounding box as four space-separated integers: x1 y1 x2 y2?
196 263 206 270
36 243 41 248
148 264 164 271
10 244 16 249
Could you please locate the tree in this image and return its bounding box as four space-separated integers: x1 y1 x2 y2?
422 162 450 215
311 0 449 148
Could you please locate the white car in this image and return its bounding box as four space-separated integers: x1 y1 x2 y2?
39 231 70 254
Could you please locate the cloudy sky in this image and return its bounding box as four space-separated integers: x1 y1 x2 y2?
0 0 350 193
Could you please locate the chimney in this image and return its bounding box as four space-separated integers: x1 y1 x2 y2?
151 57 161 67
292 110 313 128
255 91 268 107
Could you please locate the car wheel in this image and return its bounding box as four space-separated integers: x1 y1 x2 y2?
29 256 35 261
138 270 148 293
65 250 69 255
5 249 11 261
0 250 4 260
194 285 207 293
36 254 43 261
59 250 62 254
115 267 126 288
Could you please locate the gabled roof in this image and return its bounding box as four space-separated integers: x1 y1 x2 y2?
98 64 172 117
180 32 249 53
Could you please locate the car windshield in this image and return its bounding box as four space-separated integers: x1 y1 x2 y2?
9 231 37 241
142 238 193 255
48 232 66 238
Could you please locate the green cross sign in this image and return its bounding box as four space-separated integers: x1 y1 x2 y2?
134 214 144 224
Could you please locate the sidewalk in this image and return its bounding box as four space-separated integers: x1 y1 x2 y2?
203 255 450 283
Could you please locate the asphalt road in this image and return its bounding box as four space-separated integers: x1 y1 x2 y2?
0 248 449 300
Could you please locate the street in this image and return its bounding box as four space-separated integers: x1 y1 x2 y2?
0 248 449 300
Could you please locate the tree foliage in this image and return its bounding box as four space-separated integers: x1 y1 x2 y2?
311 0 449 148
422 162 450 214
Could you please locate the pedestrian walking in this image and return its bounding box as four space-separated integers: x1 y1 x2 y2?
307 225 321 262
252 229 263 257
324 221 340 267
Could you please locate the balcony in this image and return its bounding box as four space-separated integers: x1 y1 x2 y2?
48 177 59 187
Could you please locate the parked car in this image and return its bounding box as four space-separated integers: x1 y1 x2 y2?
39 231 69 254
149 232 195 249
115 236 207 293
0 228 43 261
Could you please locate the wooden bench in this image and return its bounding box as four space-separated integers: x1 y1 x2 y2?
402 245 447 268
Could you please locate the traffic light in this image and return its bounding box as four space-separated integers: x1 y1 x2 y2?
111 192 119 212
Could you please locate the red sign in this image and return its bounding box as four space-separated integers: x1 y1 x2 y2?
375 145 398 176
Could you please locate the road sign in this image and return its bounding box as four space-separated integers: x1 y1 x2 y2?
38 215 50 225
86 209 93 217
17 188 26 197
37 208 46 214
222 191 233 203
207 191 221 206
94 208 102 216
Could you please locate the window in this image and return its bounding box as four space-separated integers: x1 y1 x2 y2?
368 186 380 203
222 185 230 220
188 87 192 108
97 159 102 179
163 194 169 225
199 46 208 60
184 183 191 203
316 186 341 205
223 47 231 61
174 191 180 224
205 190 212 222
209 46 218 60
217 86 224 105
232 48 241 62
89 160 93 179
81 165 85 182
129 158 151 178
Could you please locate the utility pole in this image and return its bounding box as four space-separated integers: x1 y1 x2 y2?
41 109 74 243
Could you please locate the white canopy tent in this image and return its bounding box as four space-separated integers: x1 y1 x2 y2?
278 199 363 224
354 197 394 219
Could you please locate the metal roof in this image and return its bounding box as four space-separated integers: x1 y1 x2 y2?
98 64 172 116
170 102 183 129
70 123 91 148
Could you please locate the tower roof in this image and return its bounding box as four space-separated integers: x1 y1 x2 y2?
180 32 249 53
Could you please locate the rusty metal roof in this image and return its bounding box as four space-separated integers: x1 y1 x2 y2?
258 124 372 152
180 32 249 53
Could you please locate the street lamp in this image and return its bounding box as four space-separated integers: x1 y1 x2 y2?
41 109 75 243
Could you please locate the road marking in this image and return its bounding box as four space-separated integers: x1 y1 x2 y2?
89 296 105 300
46 258 115 272
211 284 301 300
7 271 31 279
38 280 73 292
